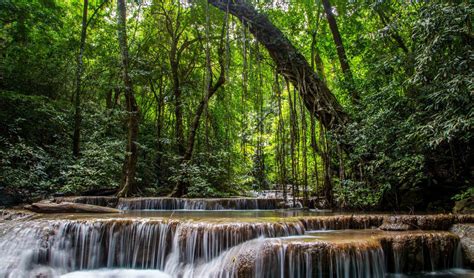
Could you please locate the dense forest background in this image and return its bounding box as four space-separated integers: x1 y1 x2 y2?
0 0 472 211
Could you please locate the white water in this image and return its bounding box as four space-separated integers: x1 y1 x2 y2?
0 215 467 278
62 269 171 278
116 197 286 210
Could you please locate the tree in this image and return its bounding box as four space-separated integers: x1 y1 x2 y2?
321 0 358 102
72 0 88 157
117 0 140 197
72 0 109 157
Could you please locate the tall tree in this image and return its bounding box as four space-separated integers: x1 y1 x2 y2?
183 4 226 162
321 0 358 102
72 0 109 157
72 0 88 157
158 2 199 159
117 0 140 197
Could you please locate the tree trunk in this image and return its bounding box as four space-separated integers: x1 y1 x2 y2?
275 72 287 202
321 0 359 102
209 0 347 131
170 39 185 157
117 0 140 197
183 75 224 162
310 114 320 198
320 126 333 206
150 78 164 181
299 94 309 208
288 81 297 207
72 0 88 157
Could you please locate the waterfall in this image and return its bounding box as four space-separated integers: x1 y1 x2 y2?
301 215 385 230
116 197 284 210
0 218 305 277
0 217 467 278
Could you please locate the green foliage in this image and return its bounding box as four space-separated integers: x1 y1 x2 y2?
0 91 70 200
453 187 474 202
0 0 471 210
334 180 389 209
409 2 473 148
0 92 126 201
60 139 124 194
341 2 473 210
0 0 73 97
0 140 59 200
168 150 238 198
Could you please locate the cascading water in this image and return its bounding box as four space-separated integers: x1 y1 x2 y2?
115 197 286 210
0 217 306 277
0 212 470 278
54 196 299 210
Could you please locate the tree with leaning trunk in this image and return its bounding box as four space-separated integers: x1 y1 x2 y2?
207 0 348 205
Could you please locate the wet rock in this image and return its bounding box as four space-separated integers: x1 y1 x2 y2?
450 224 474 267
46 219 177 269
378 214 473 231
226 231 461 277
301 214 474 231
378 222 411 231
53 196 118 207
25 202 122 213
0 214 469 277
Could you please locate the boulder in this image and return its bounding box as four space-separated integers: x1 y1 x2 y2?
450 224 474 267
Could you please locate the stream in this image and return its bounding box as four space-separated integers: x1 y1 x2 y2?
0 198 473 277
